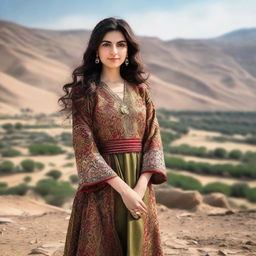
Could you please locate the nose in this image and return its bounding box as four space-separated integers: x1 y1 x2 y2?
111 45 118 54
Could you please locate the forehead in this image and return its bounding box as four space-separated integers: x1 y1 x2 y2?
102 30 126 42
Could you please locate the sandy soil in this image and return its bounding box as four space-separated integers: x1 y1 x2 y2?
0 195 255 256
171 129 256 152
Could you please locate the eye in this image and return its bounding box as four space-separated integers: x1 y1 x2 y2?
102 43 110 47
118 43 127 47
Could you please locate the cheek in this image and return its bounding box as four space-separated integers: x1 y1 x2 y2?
119 48 128 55
98 48 108 57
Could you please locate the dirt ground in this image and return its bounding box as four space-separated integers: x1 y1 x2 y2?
0 195 256 256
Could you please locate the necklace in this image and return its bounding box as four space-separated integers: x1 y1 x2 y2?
101 79 129 115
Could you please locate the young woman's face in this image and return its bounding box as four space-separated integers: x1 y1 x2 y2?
97 30 128 69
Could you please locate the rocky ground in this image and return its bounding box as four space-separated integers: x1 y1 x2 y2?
0 195 256 256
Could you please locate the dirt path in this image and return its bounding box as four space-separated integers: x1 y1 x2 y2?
0 196 255 256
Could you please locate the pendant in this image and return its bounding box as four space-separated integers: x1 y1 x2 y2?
120 105 129 114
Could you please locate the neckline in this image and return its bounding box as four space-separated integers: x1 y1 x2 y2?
101 80 127 104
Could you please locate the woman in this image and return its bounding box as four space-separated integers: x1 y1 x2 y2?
59 17 167 256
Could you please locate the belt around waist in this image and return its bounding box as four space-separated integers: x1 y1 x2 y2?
99 138 142 154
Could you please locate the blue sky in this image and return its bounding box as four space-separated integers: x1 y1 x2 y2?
0 0 255 40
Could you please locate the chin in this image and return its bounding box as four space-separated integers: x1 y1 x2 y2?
103 63 122 69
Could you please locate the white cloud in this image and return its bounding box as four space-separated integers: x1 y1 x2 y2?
32 0 256 40
126 0 256 40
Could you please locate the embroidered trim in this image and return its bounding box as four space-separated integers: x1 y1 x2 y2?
141 149 166 172
77 154 117 187
141 149 167 184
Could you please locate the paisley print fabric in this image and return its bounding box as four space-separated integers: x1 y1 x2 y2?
63 81 167 255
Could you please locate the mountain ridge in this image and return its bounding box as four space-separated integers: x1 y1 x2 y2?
0 19 255 113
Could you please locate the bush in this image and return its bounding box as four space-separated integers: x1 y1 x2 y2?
34 179 58 196
14 122 23 129
0 182 8 188
202 182 231 196
69 174 78 184
245 187 256 202
46 169 62 180
5 183 30 195
33 179 75 206
230 183 250 198
44 181 75 206
167 172 203 192
29 144 65 155
20 159 35 172
213 148 227 158
229 149 242 160
35 162 45 170
0 160 15 174
1 148 21 157
62 162 74 167
2 123 13 131
23 176 32 183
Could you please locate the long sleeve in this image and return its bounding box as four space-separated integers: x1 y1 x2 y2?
72 95 118 193
140 85 168 185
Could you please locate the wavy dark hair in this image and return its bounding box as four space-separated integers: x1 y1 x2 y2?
58 16 150 118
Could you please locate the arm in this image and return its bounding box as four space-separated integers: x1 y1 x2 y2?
140 84 168 185
72 95 118 193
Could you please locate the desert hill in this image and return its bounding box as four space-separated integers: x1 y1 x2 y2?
0 19 256 114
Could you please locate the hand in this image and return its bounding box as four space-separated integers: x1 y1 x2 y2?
133 184 147 200
120 186 147 219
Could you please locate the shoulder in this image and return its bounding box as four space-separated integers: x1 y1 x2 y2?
136 82 151 97
72 88 95 116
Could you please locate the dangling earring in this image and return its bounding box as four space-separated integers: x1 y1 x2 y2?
125 56 129 66
95 54 100 64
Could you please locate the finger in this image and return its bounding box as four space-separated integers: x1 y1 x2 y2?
136 205 146 215
130 212 137 219
139 201 147 213
138 199 147 209
129 210 141 219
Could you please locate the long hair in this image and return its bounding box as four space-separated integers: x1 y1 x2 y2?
58 17 149 118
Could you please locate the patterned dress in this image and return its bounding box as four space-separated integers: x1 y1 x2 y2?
63 80 167 256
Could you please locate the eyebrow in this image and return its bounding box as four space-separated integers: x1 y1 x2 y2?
101 40 127 43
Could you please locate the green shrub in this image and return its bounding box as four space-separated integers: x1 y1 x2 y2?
230 183 250 198
0 182 8 188
1 148 21 157
46 169 62 180
34 179 58 196
33 179 75 206
23 176 32 183
62 162 74 167
5 183 30 195
213 148 227 158
245 187 256 202
14 122 23 129
164 155 256 179
202 182 231 196
0 160 15 174
35 162 45 170
20 159 35 172
44 181 76 206
167 172 203 192
2 123 13 131
229 149 242 160
29 144 65 155
69 174 78 184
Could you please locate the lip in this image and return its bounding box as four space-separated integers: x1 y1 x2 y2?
109 58 120 61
